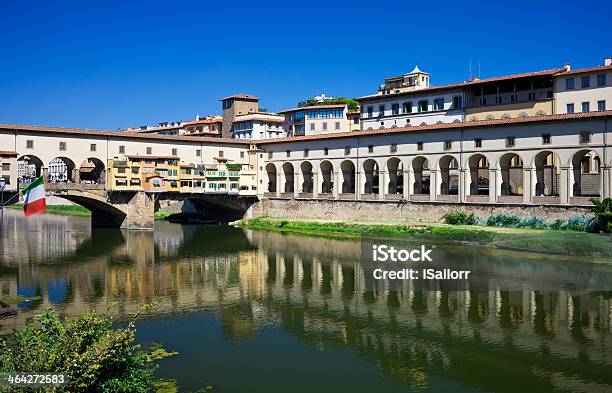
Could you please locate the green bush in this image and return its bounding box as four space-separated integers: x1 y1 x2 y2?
0 308 158 393
486 213 521 227
443 211 477 225
517 216 548 229
590 198 612 232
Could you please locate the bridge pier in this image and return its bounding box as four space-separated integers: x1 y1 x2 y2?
107 191 155 230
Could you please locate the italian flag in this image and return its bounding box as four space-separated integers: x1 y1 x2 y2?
22 175 46 217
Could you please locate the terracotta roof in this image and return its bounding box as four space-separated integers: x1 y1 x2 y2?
126 155 180 160
220 93 258 101
258 110 612 144
0 150 18 156
0 123 250 145
183 118 222 126
356 67 567 102
558 64 612 76
233 115 284 123
278 104 347 113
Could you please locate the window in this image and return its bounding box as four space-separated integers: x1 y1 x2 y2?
474 138 482 148
418 100 428 112
452 96 462 109
117 167 126 174
324 148 329 155
2 163 10 171
222 99 233 109
367 106 373 118
506 136 515 147
580 131 591 144
172 148 177 156
344 146 350 155
597 74 606 86
391 103 400 115
335 121 340 130
567 103 575 113
119 145 125 154
59 141 66 151
566 78 574 90
598 100 606 111
444 140 452 150
218 150 224 158
322 122 327 131
390 144 397 153
303 148 309 157
310 123 315 131
581 76 590 88
240 151 245 158
196 149 201 157
402 102 412 114
368 145 373 153
417 142 423 151
582 102 590 112
90 144 96 152
378 105 385 116
286 150 290 157
542 133 551 144
26 140 33 149
433 98 444 111
147 147 152 154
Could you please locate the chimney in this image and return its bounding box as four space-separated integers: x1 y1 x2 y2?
605 57 612 66
564 63 571 71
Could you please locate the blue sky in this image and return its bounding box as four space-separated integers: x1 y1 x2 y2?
1 0 610 130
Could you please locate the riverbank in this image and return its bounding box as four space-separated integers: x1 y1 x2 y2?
240 217 612 259
6 203 91 216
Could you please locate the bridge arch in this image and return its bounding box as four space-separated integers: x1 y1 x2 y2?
48 156 77 183
17 155 44 182
79 157 106 184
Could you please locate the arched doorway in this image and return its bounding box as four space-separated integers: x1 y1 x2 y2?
534 151 560 197
48 157 76 183
438 155 459 196
300 161 313 194
17 155 44 184
320 161 333 194
468 154 489 196
571 150 602 201
362 159 379 196
340 160 355 195
499 153 523 199
79 158 105 184
412 156 430 196
265 163 277 193
386 157 403 196
282 162 294 194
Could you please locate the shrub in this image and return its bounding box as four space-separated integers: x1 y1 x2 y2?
0 308 158 393
486 213 521 227
590 198 612 232
443 211 477 225
565 215 592 232
517 216 548 229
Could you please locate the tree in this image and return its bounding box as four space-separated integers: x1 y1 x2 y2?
300 97 360 112
590 197 612 232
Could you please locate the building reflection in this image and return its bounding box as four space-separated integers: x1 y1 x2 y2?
1 211 611 392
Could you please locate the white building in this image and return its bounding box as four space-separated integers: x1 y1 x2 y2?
232 113 286 140
281 104 350 137
554 58 612 114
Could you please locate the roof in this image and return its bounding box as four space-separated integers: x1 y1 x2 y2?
183 118 222 126
258 110 611 144
220 93 258 101
278 104 347 113
559 64 612 76
0 150 18 156
0 123 251 145
356 67 566 102
233 114 284 123
126 155 180 160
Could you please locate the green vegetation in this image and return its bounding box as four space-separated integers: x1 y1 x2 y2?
241 217 612 259
590 198 612 232
443 211 477 225
7 203 91 217
0 306 176 393
442 210 595 232
300 97 360 112
154 211 174 220
0 295 42 305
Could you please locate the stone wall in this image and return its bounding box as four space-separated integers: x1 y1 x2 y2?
248 198 593 223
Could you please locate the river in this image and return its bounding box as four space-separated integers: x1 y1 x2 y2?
1 209 611 392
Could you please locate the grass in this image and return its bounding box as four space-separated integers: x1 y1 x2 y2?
240 217 612 259
154 211 174 220
7 203 91 216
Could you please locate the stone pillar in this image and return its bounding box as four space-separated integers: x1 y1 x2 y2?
378 171 386 200
275 172 281 197
523 168 534 204
489 168 498 203
459 168 467 203
313 171 318 198
293 172 299 198
603 167 611 199
407 169 415 197
560 166 571 204
333 171 340 198
42 168 49 184
403 170 410 200
430 169 439 201
355 171 361 200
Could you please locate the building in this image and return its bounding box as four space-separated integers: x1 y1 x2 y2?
107 155 180 192
221 94 259 138
0 151 17 190
280 104 351 137
232 113 285 140
554 58 611 114
182 116 222 137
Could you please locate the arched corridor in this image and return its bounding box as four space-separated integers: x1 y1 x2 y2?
386 157 404 197
282 162 295 194
320 161 333 194
340 160 356 196
300 161 313 194
362 159 379 197
265 163 277 194
571 150 602 202
499 153 524 202
438 155 459 197
412 156 430 199
534 151 560 198
468 154 490 197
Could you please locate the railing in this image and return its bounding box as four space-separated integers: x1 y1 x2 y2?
46 182 105 191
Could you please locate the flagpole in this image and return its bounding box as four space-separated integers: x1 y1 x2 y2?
0 178 5 231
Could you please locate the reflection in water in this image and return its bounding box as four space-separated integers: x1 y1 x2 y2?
1 209 612 392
